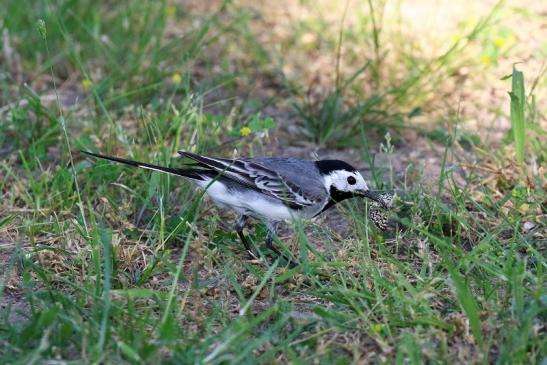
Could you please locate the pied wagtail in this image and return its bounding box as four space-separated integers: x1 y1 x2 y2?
83 150 393 262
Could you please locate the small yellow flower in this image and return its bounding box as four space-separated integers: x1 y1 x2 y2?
81 79 93 91
171 72 182 84
240 126 251 137
372 323 383 334
479 54 492 65
450 33 462 43
164 5 176 17
493 36 506 49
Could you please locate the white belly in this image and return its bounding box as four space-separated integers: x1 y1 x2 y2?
195 179 297 221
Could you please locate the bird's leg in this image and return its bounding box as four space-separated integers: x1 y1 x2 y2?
235 214 255 258
264 230 282 257
265 222 299 268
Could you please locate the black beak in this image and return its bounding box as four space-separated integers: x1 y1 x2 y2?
360 190 389 209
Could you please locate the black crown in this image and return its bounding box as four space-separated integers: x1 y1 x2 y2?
315 160 357 175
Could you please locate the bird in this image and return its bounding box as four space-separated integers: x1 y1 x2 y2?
82 150 393 264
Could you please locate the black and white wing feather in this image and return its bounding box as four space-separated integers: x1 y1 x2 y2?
178 151 320 209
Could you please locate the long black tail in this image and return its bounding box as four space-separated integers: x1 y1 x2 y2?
81 151 204 180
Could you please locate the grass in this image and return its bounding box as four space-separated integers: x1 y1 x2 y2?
284 0 511 147
1 0 546 363
508 66 526 164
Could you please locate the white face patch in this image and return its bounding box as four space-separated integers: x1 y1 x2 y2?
323 170 368 193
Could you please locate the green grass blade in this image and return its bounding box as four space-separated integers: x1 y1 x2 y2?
239 260 278 316
445 262 483 347
97 228 113 353
509 66 526 164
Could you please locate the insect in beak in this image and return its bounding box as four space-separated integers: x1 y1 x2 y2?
360 189 390 209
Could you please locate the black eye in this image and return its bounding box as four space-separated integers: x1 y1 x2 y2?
347 176 356 185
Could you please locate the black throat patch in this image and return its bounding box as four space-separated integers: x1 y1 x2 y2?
314 186 356 217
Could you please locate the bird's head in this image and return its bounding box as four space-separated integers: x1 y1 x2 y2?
316 160 387 208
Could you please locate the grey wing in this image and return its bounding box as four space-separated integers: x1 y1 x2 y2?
252 157 329 205
178 152 324 209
